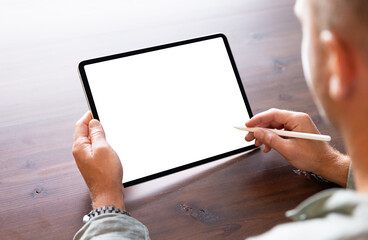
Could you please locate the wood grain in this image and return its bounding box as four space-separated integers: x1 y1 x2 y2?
0 0 344 239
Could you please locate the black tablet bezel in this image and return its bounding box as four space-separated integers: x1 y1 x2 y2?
78 33 256 187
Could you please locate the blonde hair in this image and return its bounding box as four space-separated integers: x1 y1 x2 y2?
311 0 368 50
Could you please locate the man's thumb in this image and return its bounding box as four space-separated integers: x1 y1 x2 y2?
89 119 106 144
254 129 287 153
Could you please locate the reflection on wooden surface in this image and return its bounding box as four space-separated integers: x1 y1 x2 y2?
0 0 344 239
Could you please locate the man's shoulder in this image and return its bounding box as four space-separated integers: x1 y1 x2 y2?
247 189 368 240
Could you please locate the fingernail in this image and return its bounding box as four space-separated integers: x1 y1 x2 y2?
89 119 101 128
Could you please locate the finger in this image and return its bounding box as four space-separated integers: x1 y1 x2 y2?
245 132 255 141
89 119 108 149
244 123 282 142
73 112 93 159
253 129 289 154
255 139 262 147
246 108 294 128
263 145 271 153
74 112 93 141
257 121 284 130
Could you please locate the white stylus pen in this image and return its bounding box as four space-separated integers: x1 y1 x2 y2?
234 126 331 142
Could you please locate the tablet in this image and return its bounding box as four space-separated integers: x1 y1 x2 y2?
78 34 256 187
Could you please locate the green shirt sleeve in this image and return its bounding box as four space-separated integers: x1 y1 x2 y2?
246 189 368 240
73 213 150 240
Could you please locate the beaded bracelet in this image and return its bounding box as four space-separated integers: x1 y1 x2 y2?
293 169 330 183
83 206 130 224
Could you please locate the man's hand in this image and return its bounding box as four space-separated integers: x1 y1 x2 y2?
245 108 350 186
72 112 125 210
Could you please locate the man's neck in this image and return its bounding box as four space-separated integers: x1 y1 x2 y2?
343 118 368 192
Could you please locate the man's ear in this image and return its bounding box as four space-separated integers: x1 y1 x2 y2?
320 30 355 101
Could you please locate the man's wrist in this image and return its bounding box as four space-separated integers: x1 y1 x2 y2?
91 188 125 210
316 147 350 187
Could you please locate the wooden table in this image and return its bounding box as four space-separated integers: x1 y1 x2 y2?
0 0 345 239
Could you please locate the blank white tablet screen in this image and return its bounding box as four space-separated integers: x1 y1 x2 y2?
84 37 254 184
